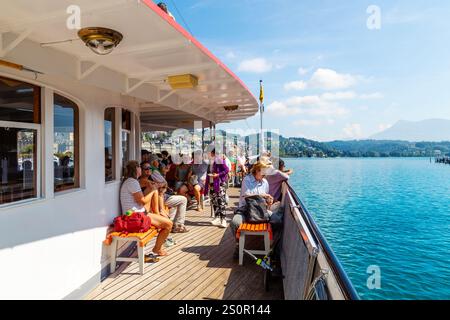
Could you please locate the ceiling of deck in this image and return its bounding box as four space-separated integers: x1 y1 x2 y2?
0 0 259 128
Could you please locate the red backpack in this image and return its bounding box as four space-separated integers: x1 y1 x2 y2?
113 212 151 234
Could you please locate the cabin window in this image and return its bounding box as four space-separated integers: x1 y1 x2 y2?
104 108 116 182
0 76 40 205
54 94 79 192
121 109 132 177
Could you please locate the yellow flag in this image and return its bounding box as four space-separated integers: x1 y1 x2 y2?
259 80 264 104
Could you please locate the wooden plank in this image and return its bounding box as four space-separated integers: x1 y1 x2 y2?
97 224 221 300
116 229 225 300
91 214 214 294
147 240 233 300
132 228 229 300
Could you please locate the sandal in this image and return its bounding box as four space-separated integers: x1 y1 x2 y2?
145 254 160 263
172 225 189 233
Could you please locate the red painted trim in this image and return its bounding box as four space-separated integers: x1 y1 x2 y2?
141 0 257 102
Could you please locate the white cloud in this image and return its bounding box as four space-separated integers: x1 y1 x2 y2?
298 67 311 75
378 123 392 132
360 92 384 99
343 123 363 139
293 119 322 126
293 119 335 126
268 93 350 118
322 91 357 100
283 69 363 91
284 81 307 91
309 68 358 90
299 104 349 117
266 101 300 116
238 58 272 73
225 51 236 59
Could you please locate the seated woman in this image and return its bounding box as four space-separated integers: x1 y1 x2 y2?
120 160 172 256
188 151 209 211
230 160 275 258
174 156 191 199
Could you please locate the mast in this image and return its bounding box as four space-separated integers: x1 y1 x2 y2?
259 80 265 155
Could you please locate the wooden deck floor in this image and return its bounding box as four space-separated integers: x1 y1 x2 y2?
85 188 284 300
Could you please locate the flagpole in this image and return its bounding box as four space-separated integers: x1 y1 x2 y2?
259 80 265 155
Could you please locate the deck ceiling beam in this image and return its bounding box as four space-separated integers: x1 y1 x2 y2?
79 38 189 60
129 62 216 79
77 61 101 80
126 77 153 94
0 29 32 57
157 90 178 104
0 0 131 33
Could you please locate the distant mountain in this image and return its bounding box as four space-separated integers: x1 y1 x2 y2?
370 119 450 142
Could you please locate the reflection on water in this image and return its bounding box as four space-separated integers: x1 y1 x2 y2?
287 158 450 300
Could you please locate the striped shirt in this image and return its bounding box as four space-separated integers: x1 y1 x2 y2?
120 178 143 213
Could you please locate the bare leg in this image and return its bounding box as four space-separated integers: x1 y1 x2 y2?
194 185 202 211
143 189 159 214
149 213 173 256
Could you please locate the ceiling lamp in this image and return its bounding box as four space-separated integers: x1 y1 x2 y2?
224 105 239 111
78 27 123 55
168 74 198 89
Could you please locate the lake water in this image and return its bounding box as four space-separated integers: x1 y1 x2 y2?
285 158 450 300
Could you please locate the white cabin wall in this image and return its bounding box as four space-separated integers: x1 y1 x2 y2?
0 67 142 299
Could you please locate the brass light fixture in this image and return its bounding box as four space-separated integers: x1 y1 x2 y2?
223 105 239 112
168 74 198 89
78 27 123 55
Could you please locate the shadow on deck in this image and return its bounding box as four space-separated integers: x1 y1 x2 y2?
85 188 284 300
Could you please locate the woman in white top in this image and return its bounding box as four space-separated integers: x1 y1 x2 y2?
120 161 173 256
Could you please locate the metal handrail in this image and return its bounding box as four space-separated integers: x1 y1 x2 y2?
285 182 360 300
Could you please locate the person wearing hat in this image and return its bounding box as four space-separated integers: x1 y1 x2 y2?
204 149 230 229
230 159 275 258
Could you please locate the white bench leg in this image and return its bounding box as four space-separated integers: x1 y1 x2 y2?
239 233 245 266
138 245 144 275
264 232 270 255
110 238 118 273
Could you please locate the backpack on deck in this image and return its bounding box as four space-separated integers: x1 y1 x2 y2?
243 195 271 224
113 212 151 234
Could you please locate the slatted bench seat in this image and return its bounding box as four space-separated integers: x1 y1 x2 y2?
236 223 273 266
104 228 158 275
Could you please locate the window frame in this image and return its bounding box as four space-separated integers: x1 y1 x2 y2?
0 120 41 207
104 107 116 183
53 93 80 193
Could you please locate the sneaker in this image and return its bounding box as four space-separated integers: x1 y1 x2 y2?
219 218 228 229
164 238 176 248
211 217 222 226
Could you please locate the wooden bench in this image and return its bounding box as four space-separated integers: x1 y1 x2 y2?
104 228 158 275
236 223 273 266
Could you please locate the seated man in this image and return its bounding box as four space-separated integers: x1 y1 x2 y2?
265 158 291 202
230 160 276 258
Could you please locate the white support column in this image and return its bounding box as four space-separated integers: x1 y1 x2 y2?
134 113 141 161
114 108 122 181
129 114 136 162
41 87 54 199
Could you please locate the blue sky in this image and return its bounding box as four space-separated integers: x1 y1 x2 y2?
165 0 450 141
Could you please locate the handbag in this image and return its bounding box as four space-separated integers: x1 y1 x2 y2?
244 195 270 224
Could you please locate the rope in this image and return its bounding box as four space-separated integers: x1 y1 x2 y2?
305 273 329 300
168 0 195 36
